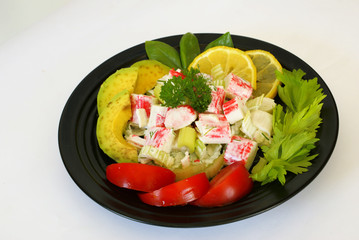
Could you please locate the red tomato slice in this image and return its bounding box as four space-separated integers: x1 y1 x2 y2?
106 163 176 192
138 172 210 207
191 162 253 207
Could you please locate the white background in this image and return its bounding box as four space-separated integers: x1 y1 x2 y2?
1 0 358 239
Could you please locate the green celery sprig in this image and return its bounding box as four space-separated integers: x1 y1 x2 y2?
277 69 325 113
251 69 326 185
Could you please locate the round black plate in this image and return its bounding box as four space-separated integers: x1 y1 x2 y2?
58 33 339 227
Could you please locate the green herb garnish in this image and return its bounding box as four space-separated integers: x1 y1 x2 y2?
251 69 326 185
159 68 212 113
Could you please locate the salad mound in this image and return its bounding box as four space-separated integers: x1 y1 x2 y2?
96 32 325 207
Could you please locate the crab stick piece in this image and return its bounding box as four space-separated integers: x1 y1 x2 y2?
224 136 258 169
206 86 226 114
164 105 197 131
143 127 175 153
130 94 157 127
125 134 146 148
138 127 176 167
198 113 227 123
224 73 253 101
157 68 184 83
147 105 168 128
195 114 231 144
223 97 248 124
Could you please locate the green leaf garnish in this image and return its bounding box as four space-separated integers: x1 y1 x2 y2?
251 69 326 185
159 68 212 113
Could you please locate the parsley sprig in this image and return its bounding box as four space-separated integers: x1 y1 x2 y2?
159 68 212 113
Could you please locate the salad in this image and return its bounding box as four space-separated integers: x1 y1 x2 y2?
96 32 325 207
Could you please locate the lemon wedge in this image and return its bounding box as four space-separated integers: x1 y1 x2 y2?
245 50 282 98
189 46 257 89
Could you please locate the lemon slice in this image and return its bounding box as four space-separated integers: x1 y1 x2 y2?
189 46 257 89
245 50 282 98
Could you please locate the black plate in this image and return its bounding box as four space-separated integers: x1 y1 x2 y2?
58 33 339 227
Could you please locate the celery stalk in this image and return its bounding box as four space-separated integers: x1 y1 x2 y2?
251 157 268 174
211 64 226 81
139 145 174 168
212 79 225 87
194 138 206 159
177 127 197 153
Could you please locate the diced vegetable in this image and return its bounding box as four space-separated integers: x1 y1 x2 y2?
194 139 206 159
211 64 226 83
246 95 276 114
201 144 222 164
241 111 257 139
177 126 197 153
259 97 276 113
180 151 191 168
246 94 264 111
250 110 273 137
139 145 174 167
171 153 224 181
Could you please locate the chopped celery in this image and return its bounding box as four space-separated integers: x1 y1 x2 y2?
230 120 243 136
212 79 225 87
246 94 264 111
177 126 197 153
138 145 174 168
170 150 186 168
259 97 276 113
251 110 273 137
246 95 276 113
201 144 222 166
211 64 226 81
194 138 206 159
253 130 271 146
241 111 257 139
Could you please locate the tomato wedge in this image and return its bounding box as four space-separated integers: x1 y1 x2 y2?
106 163 176 192
191 162 253 207
138 172 210 207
